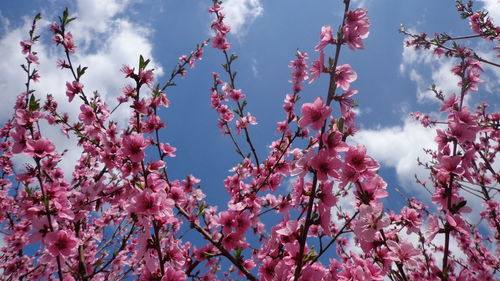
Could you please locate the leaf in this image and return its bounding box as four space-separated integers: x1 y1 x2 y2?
229 54 238 63
66 17 77 24
62 8 69 24
35 13 42 21
29 94 40 112
337 117 345 132
76 65 88 78
139 55 150 70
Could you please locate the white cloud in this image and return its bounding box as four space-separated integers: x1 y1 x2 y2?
479 0 500 24
251 58 259 77
400 46 462 104
222 0 263 37
351 0 370 8
352 117 437 195
0 0 162 177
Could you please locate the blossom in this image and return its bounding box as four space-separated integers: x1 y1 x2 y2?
469 13 482 34
26 54 39 64
63 32 76 53
130 189 173 218
78 104 96 125
161 267 187 281
229 88 245 102
310 150 342 181
353 202 389 243
299 97 331 130
309 51 324 84
211 32 230 51
160 143 176 157
236 112 257 134
20 40 32 54
335 64 357 90
24 137 55 158
333 89 358 116
139 69 154 86
344 145 379 173
289 51 308 93
387 240 419 266
315 25 334 51
66 81 84 102
121 133 148 162
343 9 370 50
45 230 78 257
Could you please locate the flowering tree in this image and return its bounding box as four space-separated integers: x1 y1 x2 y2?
0 0 498 280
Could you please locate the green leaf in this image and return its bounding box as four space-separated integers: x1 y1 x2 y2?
303 248 318 263
62 8 69 24
454 200 467 211
76 65 88 78
35 13 42 21
139 55 150 70
337 117 345 132
29 94 40 112
66 17 77 24
229 54 238 63
222 63 229 72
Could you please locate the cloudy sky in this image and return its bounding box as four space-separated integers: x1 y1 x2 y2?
0 0 498 222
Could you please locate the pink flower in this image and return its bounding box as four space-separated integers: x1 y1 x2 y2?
338 254 384 281
229 88 245 102
66 81 84 102
78 104 96 125
236 112 257 134
289 51 308 93
299 97 332 130
318 181 337 235
400 206 423 234
309 51 324 84
335 64 357 90
333 89 358 116
24 137 55 158
130 189 173 218
20 40 32 54
160 143 176 157
211 32 230 51
44 230 78 257
469 13 482 34
121 133 148 162
345 145 378 173
387 240 419 266
315 25 334 51
310 150 342 181
27 54 39 64
63 32 76 53
343 9 370 51
435 155 464 177
353 202 389 243
161 267 187 281
139 69 154 86
10 126 28 154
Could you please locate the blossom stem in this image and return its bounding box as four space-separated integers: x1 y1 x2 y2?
176 204 258 281
311 210 359 264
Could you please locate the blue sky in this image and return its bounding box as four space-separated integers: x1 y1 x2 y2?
0 0 498 243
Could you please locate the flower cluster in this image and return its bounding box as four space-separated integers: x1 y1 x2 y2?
0 1 498 281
